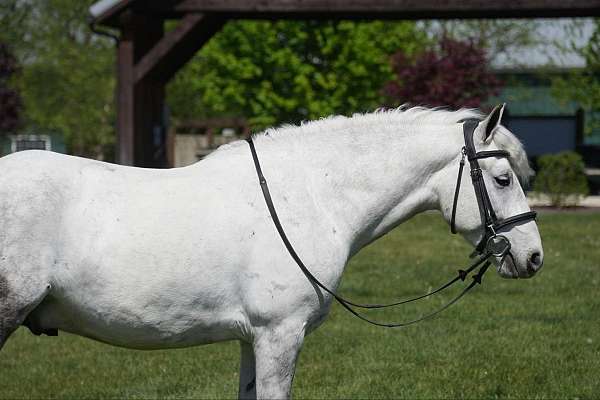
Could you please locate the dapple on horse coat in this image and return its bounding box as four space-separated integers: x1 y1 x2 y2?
0 106 543 399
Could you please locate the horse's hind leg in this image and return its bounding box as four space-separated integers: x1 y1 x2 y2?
0 273 51 351
0 275 20 350
239 341 256 400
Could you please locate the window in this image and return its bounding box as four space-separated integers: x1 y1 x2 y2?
11 134 51 153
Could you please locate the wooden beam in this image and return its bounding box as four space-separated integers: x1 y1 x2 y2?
91 0 136 27
142 0 600 19
134 13 227 83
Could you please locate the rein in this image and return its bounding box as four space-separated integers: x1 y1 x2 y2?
245 120 536 327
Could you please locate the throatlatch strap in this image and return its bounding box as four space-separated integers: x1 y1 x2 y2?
246 138 491 327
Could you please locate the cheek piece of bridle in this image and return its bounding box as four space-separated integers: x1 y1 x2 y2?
246 119 537 328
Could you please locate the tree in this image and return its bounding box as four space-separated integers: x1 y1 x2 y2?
167 20 427 130
423 19 544 68
1 0 116 159
551 19 600 135
0 42 22 134
383 37 501 109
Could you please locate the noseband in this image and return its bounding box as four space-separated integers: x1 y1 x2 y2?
450 119 537 259
246 119 537 328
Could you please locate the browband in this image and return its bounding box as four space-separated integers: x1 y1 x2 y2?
469 150 510 160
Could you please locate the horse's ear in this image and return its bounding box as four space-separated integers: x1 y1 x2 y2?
479 104 505 143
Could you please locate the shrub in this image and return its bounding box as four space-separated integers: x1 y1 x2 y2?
533 151 589 207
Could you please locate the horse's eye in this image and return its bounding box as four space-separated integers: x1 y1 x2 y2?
494 174 511 187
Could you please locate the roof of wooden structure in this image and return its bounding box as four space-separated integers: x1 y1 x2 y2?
90 0 600 27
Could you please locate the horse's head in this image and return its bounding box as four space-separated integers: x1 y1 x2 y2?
439 105 543 279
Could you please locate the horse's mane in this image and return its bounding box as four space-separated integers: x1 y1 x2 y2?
259 106 483 138
215 106 534 184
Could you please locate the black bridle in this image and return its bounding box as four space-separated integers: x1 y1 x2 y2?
245 119 536 327
450 119 537 259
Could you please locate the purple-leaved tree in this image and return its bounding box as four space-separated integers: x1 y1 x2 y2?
0 42 22 134
383 37 501 109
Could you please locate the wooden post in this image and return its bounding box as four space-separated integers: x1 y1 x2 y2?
135 79 166 168
115 13 226 167
117 13 166 167
116 15 135 166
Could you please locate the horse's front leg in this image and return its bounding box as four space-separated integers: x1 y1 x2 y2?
253 320 306 399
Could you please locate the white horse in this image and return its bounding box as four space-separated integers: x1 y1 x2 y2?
0 105 543 399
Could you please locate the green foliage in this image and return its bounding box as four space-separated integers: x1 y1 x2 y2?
0 0 116 159
1 212 599 398
551 19 600 136
167 20 427 130
534 151 589 207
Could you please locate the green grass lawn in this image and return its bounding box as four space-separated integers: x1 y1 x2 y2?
1 211 599 399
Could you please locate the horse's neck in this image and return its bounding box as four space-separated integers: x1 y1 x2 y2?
264 120 462 255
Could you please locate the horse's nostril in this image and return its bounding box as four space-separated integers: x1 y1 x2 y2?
529 252 543 269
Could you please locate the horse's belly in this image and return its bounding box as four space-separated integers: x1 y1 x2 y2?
29 278 249 349
50 226 249 349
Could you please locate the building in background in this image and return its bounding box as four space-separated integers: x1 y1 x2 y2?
170 117 250 167
481 19 599 193
489 68 583 159
0 129 66 156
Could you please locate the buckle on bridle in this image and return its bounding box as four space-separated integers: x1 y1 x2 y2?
486 234 511 258
470 168 482 179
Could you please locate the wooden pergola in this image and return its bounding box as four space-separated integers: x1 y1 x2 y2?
89 0 600 167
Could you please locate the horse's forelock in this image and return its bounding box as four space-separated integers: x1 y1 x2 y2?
492 125 534 186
